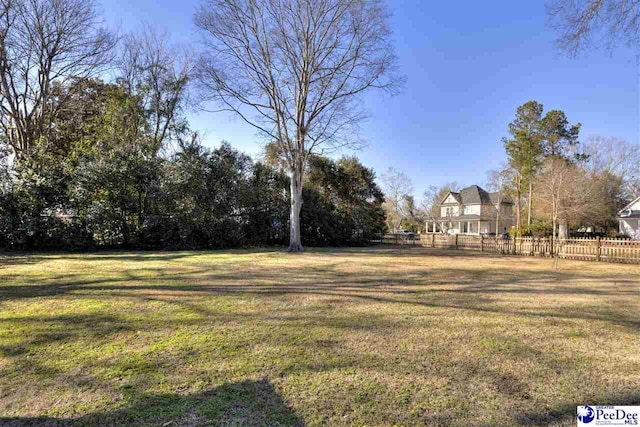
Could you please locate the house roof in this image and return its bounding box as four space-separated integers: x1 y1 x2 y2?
489 192 512 204
460 185 490 204
619 213 640 219
441 192 462 205
441 185 512 206
618 195 640 215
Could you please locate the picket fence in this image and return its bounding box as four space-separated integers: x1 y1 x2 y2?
374 234 640 264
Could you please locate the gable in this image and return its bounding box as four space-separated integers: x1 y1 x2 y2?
620 196 640 214
443 194 458 204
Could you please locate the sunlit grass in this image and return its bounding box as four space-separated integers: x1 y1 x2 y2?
0 247 639 426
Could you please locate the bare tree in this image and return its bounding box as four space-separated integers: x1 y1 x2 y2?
0 0 115 157
118 27 193 153
194 0 400 251
380 167 412 233
535 157 598 244
421 181 459 232
486 166 514 237
547 0 640 56
581 136 640 200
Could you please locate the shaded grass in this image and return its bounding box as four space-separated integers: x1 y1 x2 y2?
0 247 639 426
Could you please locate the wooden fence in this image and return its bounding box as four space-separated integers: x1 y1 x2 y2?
374 234 640 264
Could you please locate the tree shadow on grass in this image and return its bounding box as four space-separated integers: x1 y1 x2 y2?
514 392 640 426
0 379 304 427
1 264 639 331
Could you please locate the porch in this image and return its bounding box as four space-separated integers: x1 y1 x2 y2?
427 219 494 235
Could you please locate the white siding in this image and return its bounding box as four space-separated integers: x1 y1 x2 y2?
462 205 480 215
627 199 640 211
441 206 459 217
443 194 458 204
619 219 640 240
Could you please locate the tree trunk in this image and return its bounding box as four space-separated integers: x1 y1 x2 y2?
559 219 568 239
527 180 533 227
552 217 556 256
288 169 304 252
515 174 521 234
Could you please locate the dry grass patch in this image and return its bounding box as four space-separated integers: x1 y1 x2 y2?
0 247 639 426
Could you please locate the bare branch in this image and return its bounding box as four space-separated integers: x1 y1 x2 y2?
194 0 400 250
0 0 116 157
547 0 640 56
117 26 193 153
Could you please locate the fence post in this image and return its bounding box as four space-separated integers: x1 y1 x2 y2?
432 234 435 248
480 235 484 252
455 234 458 249
596 236 601 262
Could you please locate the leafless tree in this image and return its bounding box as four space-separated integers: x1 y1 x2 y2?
581 135 640 200
118 27 193 153
486 166 514 237
547 0 640 56
0 0 115 158
535 157 599 245
194 0 400 251
380 167 412 233
421 181 459 232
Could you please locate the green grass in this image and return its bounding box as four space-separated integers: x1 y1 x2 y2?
0 247 639 426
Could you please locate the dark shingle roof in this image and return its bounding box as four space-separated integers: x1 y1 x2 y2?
442 185 512 206
441 192 462 204
459 185 490 204
489 192 513 205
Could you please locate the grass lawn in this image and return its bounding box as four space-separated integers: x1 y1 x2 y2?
1 247 639 426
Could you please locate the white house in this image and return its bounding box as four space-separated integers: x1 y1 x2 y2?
618 196 640 240
428 185 514 235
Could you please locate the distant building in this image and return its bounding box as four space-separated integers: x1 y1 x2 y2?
618 196 640 240
428 185 514 235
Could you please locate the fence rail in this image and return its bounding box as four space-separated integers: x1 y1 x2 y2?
373 234 640 264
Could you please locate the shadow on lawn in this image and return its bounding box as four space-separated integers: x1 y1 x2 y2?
0 247 291 265
0 379 304 427
1 249 639 330
1 248 639 426
515 392 640 426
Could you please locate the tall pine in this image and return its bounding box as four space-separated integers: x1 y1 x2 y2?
503 101 544 233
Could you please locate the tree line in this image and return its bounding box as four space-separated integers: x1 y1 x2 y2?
0 0 388 251
0 85 385 250
3 0 639 248
499 101 639 239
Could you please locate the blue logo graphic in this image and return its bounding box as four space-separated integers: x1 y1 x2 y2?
578 406 595 424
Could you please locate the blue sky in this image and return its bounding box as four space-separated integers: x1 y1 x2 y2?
102 0 639 197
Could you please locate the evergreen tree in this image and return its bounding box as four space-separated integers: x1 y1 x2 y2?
503 101 544 233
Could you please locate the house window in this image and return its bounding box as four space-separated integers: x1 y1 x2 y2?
446 207 454 217
463 205 478 215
